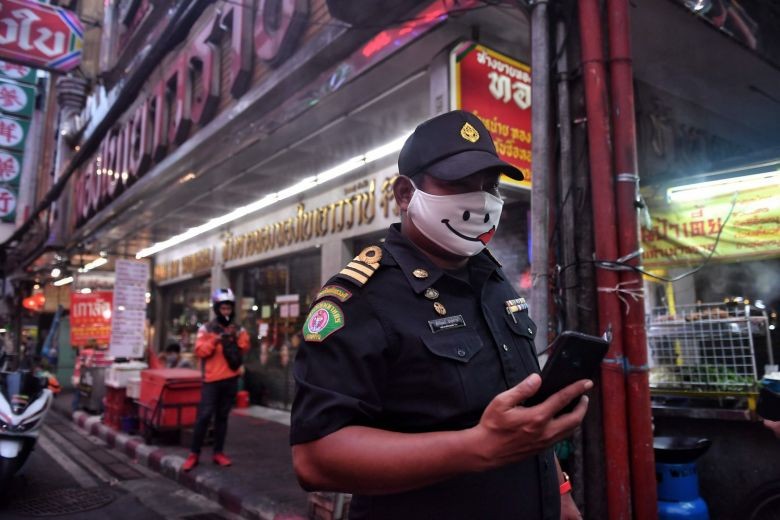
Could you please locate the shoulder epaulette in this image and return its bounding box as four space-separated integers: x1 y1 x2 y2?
337 245 383 287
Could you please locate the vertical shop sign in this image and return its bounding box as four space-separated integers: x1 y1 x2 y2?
451 41 532 187
0 185 16 220
0 149 21 184
0 78 35 117
0 0 84 72
109 259 149 358
0 59 36 83
70 291 113 347
0 114 28 150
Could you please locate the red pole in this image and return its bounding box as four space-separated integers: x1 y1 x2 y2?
577 1 632 518
606 0 658 518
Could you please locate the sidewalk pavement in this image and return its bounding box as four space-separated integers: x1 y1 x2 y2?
50 390 311 520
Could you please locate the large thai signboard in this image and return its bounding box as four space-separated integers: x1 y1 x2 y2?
0 0 83 72
451 41 532 188
641 180 780 268
70 291 113 347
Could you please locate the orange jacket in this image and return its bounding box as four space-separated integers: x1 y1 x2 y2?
195 321 250 383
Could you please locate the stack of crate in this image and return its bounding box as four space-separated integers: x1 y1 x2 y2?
103 386 135 430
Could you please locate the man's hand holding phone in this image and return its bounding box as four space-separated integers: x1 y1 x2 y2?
469 373 592 470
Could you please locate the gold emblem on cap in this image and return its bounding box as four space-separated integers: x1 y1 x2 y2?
424 288 439 300
460 122 480 143
358 245 382 265
412 268 429 279
434 302 447 315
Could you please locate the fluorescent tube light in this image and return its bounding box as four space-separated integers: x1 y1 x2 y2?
79 257 108 273
136 132 411 259
54 276 74 286
667 170 780 203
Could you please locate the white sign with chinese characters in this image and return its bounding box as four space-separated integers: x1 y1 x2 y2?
0 150 21 183
0 186 17 217
108 259 149 358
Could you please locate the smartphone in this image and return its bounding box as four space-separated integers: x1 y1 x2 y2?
524 331 610 415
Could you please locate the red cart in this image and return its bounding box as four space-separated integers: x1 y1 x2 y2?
137 369 202 443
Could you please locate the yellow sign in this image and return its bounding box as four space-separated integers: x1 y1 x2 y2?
641 183 780 268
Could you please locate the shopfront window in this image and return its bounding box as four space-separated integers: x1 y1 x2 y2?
634 79 780 403
234 248 321 410
164 277 211 359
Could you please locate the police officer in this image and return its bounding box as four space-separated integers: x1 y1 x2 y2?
291 110 589 519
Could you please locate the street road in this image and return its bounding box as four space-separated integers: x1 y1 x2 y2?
0 412 238 519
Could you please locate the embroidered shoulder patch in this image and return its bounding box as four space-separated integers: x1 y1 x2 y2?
315 285 352 303
303 301 345 342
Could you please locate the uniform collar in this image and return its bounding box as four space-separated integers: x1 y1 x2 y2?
383 224 503 294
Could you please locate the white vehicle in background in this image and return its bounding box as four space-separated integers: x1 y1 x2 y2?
0 360 53 483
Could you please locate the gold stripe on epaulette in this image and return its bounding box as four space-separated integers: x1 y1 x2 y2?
339 267 369 285
346 261 376 277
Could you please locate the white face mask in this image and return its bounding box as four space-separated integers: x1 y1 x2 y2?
407 182 504 257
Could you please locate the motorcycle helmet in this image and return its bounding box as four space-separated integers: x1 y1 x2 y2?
212 288 235 325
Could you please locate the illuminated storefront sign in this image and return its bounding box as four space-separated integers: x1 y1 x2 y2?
154 174 400 283
641 180 780 268
154 247 215 283
70 291 113 347
451 41 532 188
72 0 309 227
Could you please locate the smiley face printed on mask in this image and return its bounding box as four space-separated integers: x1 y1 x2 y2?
442 210 496 245
407 186 505 257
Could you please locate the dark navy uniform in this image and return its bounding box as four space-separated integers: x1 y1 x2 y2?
291 224 560 519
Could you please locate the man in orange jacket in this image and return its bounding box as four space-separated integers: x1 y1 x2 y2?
182 288 250 471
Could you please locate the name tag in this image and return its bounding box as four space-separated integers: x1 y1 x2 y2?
428 315 467 333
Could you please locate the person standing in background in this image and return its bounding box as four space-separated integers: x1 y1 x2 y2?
182 288 249 472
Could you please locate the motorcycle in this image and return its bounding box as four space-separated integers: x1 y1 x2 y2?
0 367 53 482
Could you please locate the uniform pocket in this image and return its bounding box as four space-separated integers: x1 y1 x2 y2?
504 311 537 340
421 329 484 363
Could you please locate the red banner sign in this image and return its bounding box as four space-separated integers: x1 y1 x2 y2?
70 291 113 347
451 41 532 188
0 0 83 72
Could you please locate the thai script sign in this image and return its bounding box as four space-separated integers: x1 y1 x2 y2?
0 0 83 72
70 291 113 347
221 177 398 263
451 41 532 187
72 0 309 228
154 247 214 283
109 259 149 358
641 183 780 268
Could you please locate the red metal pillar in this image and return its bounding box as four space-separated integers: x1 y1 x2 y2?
577 1 632 518
606 0 658 518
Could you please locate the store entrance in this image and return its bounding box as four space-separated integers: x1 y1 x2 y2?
233 249 321 410
161 277 211 368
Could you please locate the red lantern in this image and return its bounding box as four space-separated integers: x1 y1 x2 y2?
22 293 45 311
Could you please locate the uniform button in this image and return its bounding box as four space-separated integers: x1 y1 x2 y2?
527 327 534 335
502 344 509 351
456 348 466 357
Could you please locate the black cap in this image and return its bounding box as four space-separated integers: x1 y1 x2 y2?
398 110 524 181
